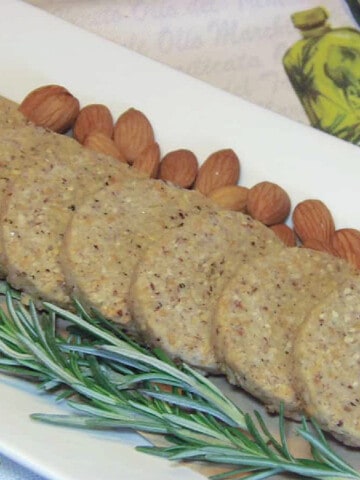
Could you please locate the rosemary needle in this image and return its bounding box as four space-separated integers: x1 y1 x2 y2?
0 283 358 480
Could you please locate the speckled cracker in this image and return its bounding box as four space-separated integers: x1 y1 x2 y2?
0 95 27 128
213 248 354 417
129 210 283 372
61 178 213 331
294 274 360 447
0 128 142 306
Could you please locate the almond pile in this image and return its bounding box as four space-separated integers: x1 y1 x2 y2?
18 84 360 269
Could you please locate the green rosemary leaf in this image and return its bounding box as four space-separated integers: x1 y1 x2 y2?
31 412 164 432
162 413 233 443
136 445 177 458
126 399 167 419
12 304 37 340
300 418 331 466
65 398 169 431
27 301 47 345
39 378 62 392
0 281 21 299
240 468 285 480
44 302 131 349
298 428 360 477
63 344 153 372
203 454 340 478
278 402 293 461
280 463 355 478
182 363 246 428
5 291 30 338
107 371 183 390
244 413 279 460
152 347 177 367
253 410 284 455
0 362 44 378
0 337 33 361
138 389 238 425
187 451 280 467
87 356 120 397
221 425 259 453
16 333 77 385
54 387 74 402
209 466 268 480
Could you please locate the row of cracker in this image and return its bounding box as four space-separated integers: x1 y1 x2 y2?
0 96 359 448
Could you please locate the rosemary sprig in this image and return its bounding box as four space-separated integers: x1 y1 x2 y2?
0 284 358 480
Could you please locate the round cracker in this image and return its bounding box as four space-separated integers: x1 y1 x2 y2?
61 178 213 331
0 125 141 279
213 247 354 417
0 132 141 306
0 126 72 277
294 274 360 446
129 210 283 372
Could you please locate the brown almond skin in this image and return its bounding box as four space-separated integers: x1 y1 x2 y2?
19 84 80 133
159 149 198 188
269 223 297 247
332 228 360 269
133 142 160 178
195 149 240 196
292 199 335 243
83 132 126 162
208 185 248 212
247 181 291 226
73 104 114 144
114 108 155 164
302 238 338 256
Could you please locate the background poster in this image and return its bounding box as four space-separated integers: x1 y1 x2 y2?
26 0 360 145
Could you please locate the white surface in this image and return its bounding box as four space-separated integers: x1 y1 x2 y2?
0 376 203 480
0 1 359 479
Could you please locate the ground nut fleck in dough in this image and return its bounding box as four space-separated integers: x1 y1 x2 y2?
0 123 142 305
0 96 28 129
129 210 283 372
61 178 214 331
213 248 355 418
294 274 360 447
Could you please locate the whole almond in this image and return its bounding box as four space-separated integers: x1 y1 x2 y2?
84 132 126 162
195 149 240 196
247 181 291 226
302 238 338 256
19 84 80 133
132 142 160 178
269 223 297 247
208 185 248 212
159 149 198 188
292 199 335 243
73 104 113 144
332 228 360 269
114 108 155 164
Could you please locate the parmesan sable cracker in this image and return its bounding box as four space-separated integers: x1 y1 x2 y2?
61 178 213 331
130 210 283 372
294 273 360 446
213 248 355 417
0 122 141 305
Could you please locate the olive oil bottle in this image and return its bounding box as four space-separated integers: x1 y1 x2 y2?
283 7 360 145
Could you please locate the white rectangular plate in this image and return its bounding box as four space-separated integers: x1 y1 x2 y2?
0 1 359 479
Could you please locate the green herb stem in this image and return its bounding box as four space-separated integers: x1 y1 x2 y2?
0 283 358 480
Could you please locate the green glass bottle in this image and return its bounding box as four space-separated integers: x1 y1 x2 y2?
283 7 360 145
